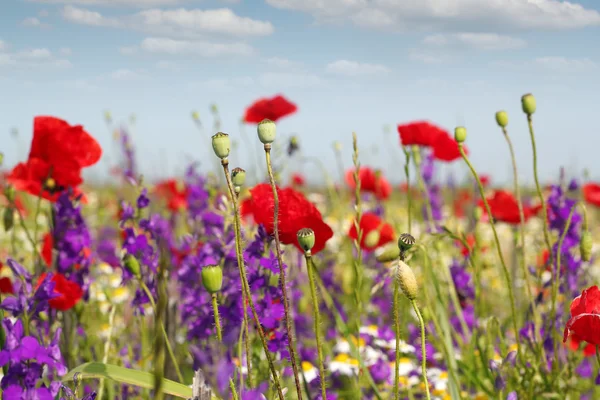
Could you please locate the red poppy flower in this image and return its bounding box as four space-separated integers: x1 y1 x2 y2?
432 133 467 162
291 173 305 187
0 261 13 295
563 285 600 346
567 334 597 357
36 273 83 311
243 95 298 123
348 213 394 251
583 183 600 208
154 179 189 211
6 116 102 202
244 183 333 254
480 175 491 187
345 167 392 200
478 190 542 225
42 233 54 267
397 121 445 147
453 189 472 219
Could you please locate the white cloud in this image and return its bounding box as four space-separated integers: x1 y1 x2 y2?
59 6 274 38
59 47 72 55
62 5 120 27
423 32 526 50
110 68 147 80
0 40 7 52
155 60 180 71
494 56 597 72
0 47 72 68
63 78 100 91
266 0 600 31
408 50 447 64
325 59 390 76
29 0 187 6
192 76 255 91
119 46 138 55
140 37 254 57
22 17 46 27
266 57 301 69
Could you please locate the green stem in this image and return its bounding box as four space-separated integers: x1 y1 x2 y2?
411 147 436 233
139 281 184 384
97 305 117 399
351 133 364 335
411 300 431 400
402 146 412 233
221 160 285 400
229 378 240 400
393 274 401 400
459 145 522 359
264 147 303 400
212 294 223 342
305 253 327 400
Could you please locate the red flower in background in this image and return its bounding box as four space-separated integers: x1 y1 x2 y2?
480 175 491 187
244 95 297 123
583 183 600 207
6 116 102 202
345 167 392 200
567 334 597 357
348 213 394 251
154 179 189 211
36 273 83 311
243 183 333 254
291 173 305 187
432 133 466 162
0 261 13 295
397 121 445 147
563 285 600 347
42 233 54 267
478 190 541 225
453 189 472 219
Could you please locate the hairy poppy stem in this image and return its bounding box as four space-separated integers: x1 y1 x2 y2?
304 252 327 400
211 294 223 342
139 281 184 384
459 145 522 360
393 268 402 400
263 145 303 400
221 159 285 400
411 146 436 233
411 299 431 400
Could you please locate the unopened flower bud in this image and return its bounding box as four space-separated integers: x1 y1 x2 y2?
454 126 467 143
191 111 200 121
397 260 418 300
231 168 246 188
3 207 14 232
0 153 4 166
210 103 219 114
580 231 593 262
495 111 509 128
504 350 517 367
364 230 381 249
257 119 276 144
211 132 231 160
376 245 400 263
123 253 141 279
4 185 15 202
521 93 536 116
494 375 506 391
297 228 315 253
201 265 223 294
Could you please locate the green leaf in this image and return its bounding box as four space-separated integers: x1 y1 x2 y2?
62 363 192 399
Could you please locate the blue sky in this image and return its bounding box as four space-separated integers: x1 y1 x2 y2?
1 0 599 186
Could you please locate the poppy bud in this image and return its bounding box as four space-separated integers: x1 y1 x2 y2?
4 185 15 202
104 110 112 123
398 233 416 252
297 228 315 253
495 111 509 128
201 265 223 294
376 245 400 263
397 260 418 300
231 168 246 188
454 126 467 143
3 207 14 232
257 119 276 144
521 93 536 116
210 103 219 114
191 111 200 121
333 141 342 152
364 230 381 249
123 253 141 279
0 152 3 166
211 132 231 160
580 231 593 262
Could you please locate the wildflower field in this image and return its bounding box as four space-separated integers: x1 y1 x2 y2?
2 93 600 400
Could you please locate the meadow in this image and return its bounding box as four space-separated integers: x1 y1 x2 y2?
1 93 599 400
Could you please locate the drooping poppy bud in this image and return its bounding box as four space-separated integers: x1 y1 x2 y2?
3 207 14 232
123 253 141 279
257 119 276 144
397 260 418 300
201 265 223 294
580 231 593 262
376 245 400 263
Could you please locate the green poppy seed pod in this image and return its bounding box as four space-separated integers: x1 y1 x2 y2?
0 152 4 166
376 245 401 263
297 228 315 253
397 260 418 301
231 168 246 187
257 119 276 144
123 253 141 279
364 230 381 249
3 207 14 232
201 265 223 294
211 132 231 160
454 126 467 143
495 111 509 128
398 233 416 252
580 231 593 262
521 93 536 115
4 185 15 202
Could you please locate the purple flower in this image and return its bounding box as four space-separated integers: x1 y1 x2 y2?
137 188 149 209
